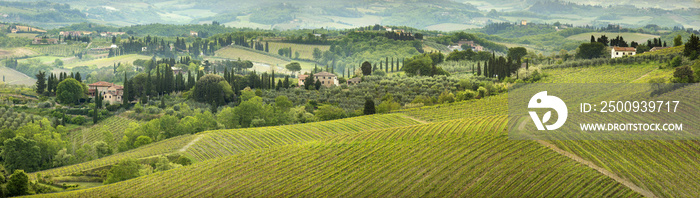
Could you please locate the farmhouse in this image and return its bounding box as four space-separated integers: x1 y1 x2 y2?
32 37 58 45
347 77 361 85
298 72 339 88
611 47 636 58
172 67 186 75
89 81 124 104
190 31 199 37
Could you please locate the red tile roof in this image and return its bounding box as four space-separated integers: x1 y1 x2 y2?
89 81 114 87
314 72 336 76
612 47 635 52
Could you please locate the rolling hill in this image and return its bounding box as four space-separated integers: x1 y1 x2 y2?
30 116 640 197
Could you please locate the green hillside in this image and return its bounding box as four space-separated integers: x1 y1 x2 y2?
29 114 420 179
30 116 639 197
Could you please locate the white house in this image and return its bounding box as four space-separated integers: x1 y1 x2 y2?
611 47 636 58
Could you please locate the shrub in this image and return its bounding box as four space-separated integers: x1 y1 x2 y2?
104 159 140 184
72 116 86 125
133 103 144 113
456 90 477 101
670 56 683 67
477 87 488 98
7 170 29 196
438 91 455 104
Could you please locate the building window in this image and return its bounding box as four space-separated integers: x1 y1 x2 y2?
616 52 619 56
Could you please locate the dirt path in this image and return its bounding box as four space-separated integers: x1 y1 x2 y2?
518 118 656 197
179 135 202 152
399 114 428 124
537 140 657 198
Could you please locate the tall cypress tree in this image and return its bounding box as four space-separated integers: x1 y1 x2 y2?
122 73 129 107
385 57 388 73
94 92 100 124
477 62 481 76
35 71 46 95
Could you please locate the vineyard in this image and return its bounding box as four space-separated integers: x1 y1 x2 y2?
538 62 659 83
184 113 420 161
399 94 508 122
30 113 420 179
69 116 140 154
31 44 86 57
34 116 639 197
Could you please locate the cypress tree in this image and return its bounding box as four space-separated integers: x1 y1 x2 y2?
146 72 152 97
477 62 482 76
122 73 129 107
283 75 290 88
94 92 100 124
385 57 388 73
75 72 82 83
35 71 46 95
364 99 375 115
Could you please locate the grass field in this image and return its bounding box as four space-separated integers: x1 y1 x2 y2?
7 33 39 39
567 32 660 44
35 115 638 197
0 47 38 58
64 54 151 69
213 46 319 72
0 67 36 86
267 42 330 60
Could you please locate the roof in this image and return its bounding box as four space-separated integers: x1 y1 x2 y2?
612 47 635 52
348 77 361 81
650 47 670 51
313 72 336 77
89 81 114 87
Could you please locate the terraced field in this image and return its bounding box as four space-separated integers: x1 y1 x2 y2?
33 116 639 197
